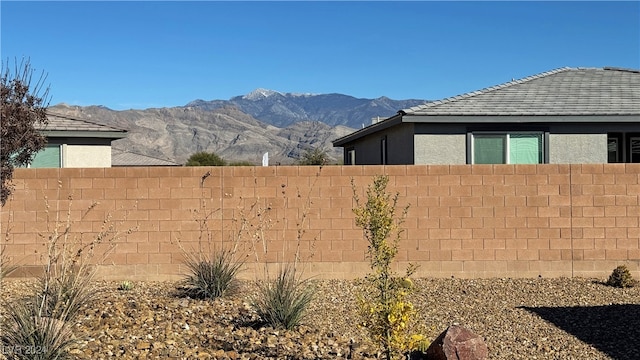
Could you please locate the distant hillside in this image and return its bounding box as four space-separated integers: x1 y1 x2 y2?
50 89 427 165
186 88 427 128
49 104 354 165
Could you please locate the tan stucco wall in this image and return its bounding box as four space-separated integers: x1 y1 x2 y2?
2 165 639 281
63 145 112 167
414 134 466 164
548 134 608 164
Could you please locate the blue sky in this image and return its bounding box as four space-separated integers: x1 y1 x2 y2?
2 1 639 110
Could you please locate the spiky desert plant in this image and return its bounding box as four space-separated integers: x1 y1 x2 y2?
118 280 134 291
249 168 323 331
1 300 75 360
252 264 315 330
179 249 243 299
32 196 128 322
35 262 98 323
1 194 135 359
176 172 244 300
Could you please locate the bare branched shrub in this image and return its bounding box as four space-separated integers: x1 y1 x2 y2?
231 194 273 264
0 213 17 281
175 171 244 300
176 167 322 329
1 193 136 359
250 167 322 330
0 249 14 282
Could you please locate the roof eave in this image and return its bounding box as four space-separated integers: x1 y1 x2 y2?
332 113 404 147
42 130 128 139
401 114 640 123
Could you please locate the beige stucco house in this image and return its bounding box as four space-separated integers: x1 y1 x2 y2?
333 67 640 165
31 112 128 168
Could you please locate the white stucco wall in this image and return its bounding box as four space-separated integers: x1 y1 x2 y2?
414 134 467 164
63 145 112 167
548 134 608 164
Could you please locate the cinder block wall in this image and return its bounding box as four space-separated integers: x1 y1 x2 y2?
1 164 639 281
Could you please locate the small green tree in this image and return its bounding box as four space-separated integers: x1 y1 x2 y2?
352 175 428 360
228 160 255 166
185 151 226 166
1 58 50 206
297 146 329 165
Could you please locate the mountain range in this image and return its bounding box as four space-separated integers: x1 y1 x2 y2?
50 90 427 165
187 88 427 129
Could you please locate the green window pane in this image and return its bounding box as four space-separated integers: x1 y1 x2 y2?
30 145 61 168
510 134 542 164
474 135 505 164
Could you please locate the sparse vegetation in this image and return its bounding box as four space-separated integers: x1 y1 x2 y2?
117 280 134 291
176 171 245 300
0 220 16 281
0 250 15 281
228 160 255 166
185 151 227 166
238 170 321 330
297 146 330 165
606 265 636 288
0 194 136 359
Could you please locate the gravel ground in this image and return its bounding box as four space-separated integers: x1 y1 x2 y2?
1 277 639 359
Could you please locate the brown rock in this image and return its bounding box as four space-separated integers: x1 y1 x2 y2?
425 325 488 360
136 341 151 350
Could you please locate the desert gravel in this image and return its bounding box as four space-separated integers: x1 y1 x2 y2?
1 277 639 359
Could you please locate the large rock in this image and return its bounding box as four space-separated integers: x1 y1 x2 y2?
425 325 488 360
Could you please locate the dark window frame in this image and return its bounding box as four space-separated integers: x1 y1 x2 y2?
466 130 548 164
345 147 356 165
381 136 387 165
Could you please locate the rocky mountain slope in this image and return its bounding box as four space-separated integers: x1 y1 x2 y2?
187 88 427 128
50 90 427 165
49 104 354 165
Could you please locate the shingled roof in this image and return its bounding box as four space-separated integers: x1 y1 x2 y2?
402 67 640 116
111 149 180 167
333 67 640 147
40 112 128 138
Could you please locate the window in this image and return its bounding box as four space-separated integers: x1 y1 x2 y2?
30 144 62 168
381 136 387 165
472 132 543 164
631 137 640 163
608 134 622 163
346 148 355 165
608 133 640 163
